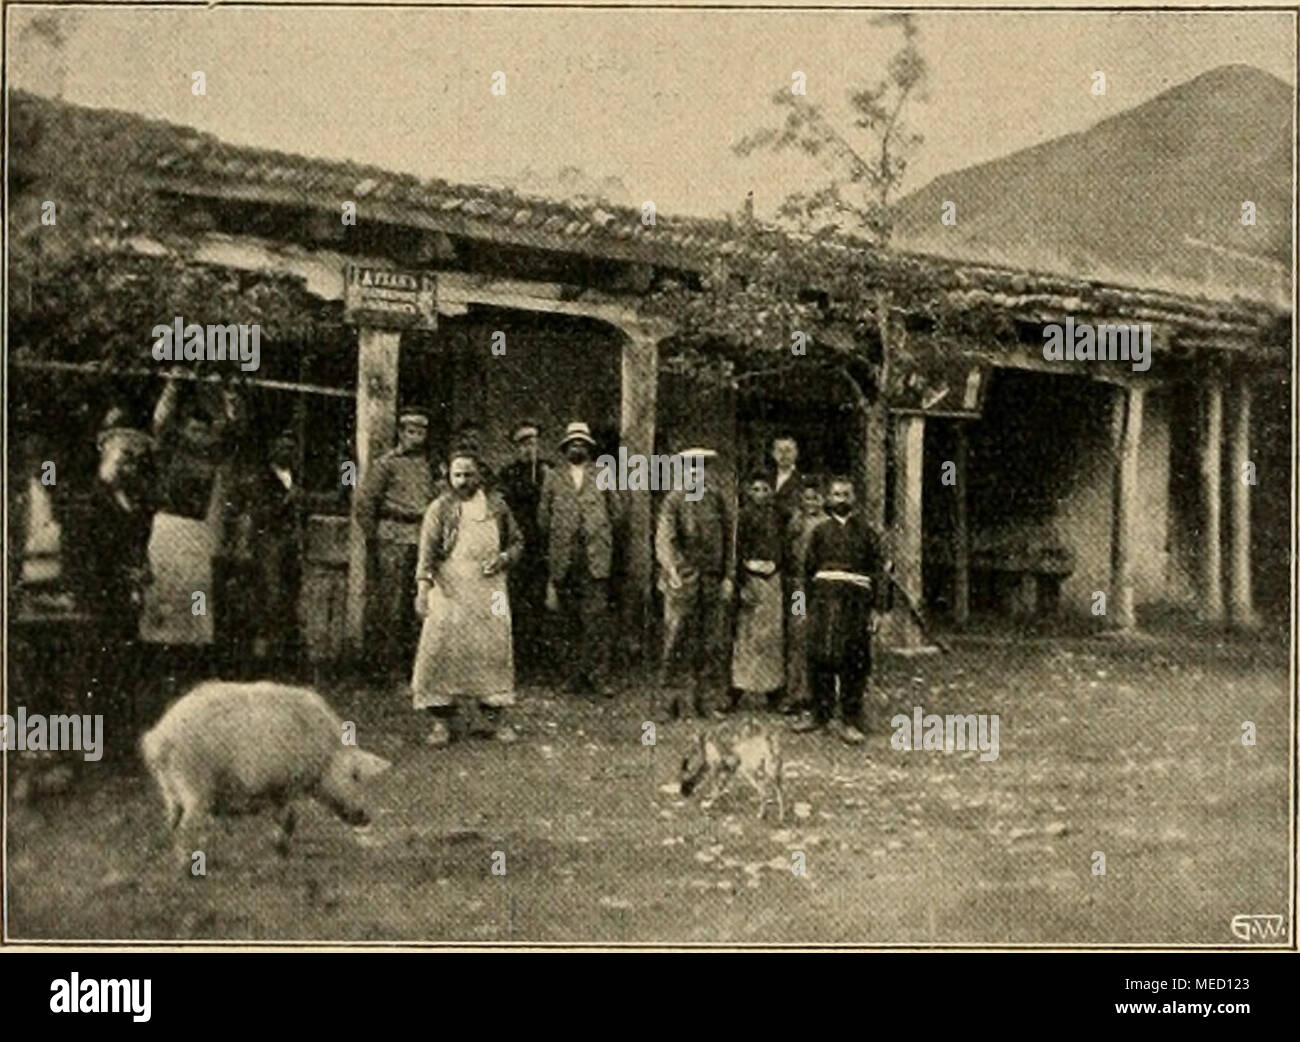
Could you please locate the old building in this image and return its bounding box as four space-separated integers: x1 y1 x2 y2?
9 90 1290 671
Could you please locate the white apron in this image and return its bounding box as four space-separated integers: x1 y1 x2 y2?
411 492 515 708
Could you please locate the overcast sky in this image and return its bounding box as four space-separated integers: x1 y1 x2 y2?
9 6 1295 221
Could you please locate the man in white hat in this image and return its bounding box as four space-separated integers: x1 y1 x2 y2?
654 447 735 718
354 406 436 687
539 421 621 697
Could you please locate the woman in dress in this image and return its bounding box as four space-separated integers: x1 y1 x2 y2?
730 472 786 709
411 447 524 746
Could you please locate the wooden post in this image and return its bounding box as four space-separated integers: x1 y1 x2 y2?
1109 385 1144 630
619 324 660 652
891 413 926 647
863 404 888 532
345 328 402 650
1227 373 1257 627
952 422 970 628
1198 376 1224 623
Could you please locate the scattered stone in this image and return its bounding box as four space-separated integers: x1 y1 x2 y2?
793 802 812 820
97 869 134 893
599 896 633 910
1045 822 1069 838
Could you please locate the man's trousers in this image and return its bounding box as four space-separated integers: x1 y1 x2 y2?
808 641 871 727
659 574 727 712
555 564 611 691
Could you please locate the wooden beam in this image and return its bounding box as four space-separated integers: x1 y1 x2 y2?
345 328 401 650
1198 377 1225 623
1227 373 1257 628
180 232 652 331
1108 385 1144 630
891 413 926 647
10 358 355 398
952 422 970 628
618 323 660 654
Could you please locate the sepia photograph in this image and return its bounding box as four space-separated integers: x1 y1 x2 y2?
3 1 1295 949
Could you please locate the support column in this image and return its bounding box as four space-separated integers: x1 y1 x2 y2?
1227 373 1257 627
619 324 660 653
862 403 888 533
890 413 926 647
345 328 401 650
1198 377 1224 623
952 422 970 628
1108 384 1144 630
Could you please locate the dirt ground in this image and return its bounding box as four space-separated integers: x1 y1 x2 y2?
6 633 1291 944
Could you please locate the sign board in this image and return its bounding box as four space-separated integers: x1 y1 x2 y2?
343 265 437 330
889 358 990 418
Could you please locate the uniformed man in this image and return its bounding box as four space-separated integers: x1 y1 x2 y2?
354 407 436 687
498 420 551 682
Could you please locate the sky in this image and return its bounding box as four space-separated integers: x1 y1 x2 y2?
8 5 1296 221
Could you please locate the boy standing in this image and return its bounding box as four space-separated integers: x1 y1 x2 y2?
794 476 882 745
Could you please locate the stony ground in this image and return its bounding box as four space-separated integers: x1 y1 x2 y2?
6 632 1290 944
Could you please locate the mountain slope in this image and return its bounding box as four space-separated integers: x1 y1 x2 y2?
892 64 1293 304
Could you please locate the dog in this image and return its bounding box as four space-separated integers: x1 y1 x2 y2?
679 717 784 821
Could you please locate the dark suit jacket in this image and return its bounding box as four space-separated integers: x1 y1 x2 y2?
771 468 803 528
539 463 620 581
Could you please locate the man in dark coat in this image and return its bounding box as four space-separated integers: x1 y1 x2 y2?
498 420 552 682
794 475 883 744
224 428 306 674
65 409 159 743
540 421 621 697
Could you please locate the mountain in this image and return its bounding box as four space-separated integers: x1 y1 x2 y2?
892 64 1293 305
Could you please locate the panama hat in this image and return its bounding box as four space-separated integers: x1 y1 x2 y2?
558 421 597 448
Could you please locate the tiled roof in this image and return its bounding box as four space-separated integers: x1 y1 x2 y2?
12 89 1288 343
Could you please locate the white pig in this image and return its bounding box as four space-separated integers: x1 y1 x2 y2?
140 681 391 863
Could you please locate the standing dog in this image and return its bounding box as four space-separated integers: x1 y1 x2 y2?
679 718 784 821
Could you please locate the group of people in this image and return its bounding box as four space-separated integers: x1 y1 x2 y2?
52 380 307 745
361 415 885 748
654 436 885 745
357 411 627 744
57 392 884 751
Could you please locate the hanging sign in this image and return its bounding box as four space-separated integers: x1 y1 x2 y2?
343 265 437 330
